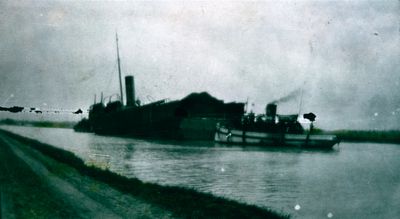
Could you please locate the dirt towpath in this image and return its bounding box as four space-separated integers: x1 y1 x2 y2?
0 132 175 218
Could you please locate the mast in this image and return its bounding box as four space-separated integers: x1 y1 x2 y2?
116 32 124 104
297 82 306 116
297 87 304 116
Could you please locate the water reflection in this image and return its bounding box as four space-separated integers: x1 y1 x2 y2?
80 132 309 210
82 137 311 212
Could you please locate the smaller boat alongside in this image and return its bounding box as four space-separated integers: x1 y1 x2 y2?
214 103 340 149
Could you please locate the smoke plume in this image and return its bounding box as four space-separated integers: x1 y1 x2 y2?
270 88 302 104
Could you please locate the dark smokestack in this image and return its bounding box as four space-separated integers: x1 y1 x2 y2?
266 103 277 124
125 75 135 106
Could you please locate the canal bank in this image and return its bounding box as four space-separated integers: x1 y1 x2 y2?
0 129 286 219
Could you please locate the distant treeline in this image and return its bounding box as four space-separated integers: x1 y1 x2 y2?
0 119 75 129
323 130 400 144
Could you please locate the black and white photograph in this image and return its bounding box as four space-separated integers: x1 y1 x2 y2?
0 0 399 218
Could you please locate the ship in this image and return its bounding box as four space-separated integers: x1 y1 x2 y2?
75 34 244 140
77 34 338 145
214 103 340 148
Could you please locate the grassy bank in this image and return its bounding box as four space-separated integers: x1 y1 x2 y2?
0 129 287 219
0 135 79 218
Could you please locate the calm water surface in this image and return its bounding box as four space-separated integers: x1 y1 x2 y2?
1 125 399 218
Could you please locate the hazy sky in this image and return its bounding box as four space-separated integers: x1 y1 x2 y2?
0 0 399 130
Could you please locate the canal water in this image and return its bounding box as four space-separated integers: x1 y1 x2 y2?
1 125 399 218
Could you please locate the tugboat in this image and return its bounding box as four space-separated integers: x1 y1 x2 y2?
214 103 340 149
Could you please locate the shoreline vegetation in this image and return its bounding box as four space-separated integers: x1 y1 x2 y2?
0 129 287 219
0 118 75 128
1 119 400 144
334 130 400 144
314 129 400 144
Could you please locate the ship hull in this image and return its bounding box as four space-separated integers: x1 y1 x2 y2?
93 116 227 140
215 126 339 149
87 92 244 140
